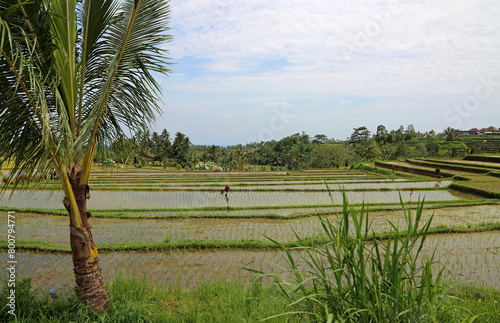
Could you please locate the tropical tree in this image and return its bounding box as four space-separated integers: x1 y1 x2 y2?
349 126 371 145
405 124 416 140
151 131 161 165
349 126 371 159
0 0 171 310
365 142 382 160
426 134 440 156
443 127 456 141
207 144 219 163
158 129 172 168
409 143 428 158
232 144 248 171
110 136 135 167
375 125 388 145
395 125 405 142
310 144 355 168
312 134 329 144
171 132 191 165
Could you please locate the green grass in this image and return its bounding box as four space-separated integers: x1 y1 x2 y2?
245 189 499 322
1 275 498 322
445 285 500 322
450 183 500 199
407 159 492 174
354 163 425 179
3 222 499 252
419 158 500 171
0 275 297 323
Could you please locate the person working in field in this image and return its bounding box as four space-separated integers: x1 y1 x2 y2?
220 185 230 202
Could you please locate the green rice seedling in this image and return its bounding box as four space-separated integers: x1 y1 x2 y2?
246 189 471 322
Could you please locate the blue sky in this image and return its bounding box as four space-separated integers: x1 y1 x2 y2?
153 0 500 146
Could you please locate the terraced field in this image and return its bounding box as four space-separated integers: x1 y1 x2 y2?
1 162 499 295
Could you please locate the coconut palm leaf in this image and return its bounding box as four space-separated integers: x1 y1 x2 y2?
79 0 172 182
0 0 171 310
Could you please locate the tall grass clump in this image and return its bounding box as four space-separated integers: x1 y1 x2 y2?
250 189 456 322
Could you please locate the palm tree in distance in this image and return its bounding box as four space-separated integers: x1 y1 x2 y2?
0 0 171 310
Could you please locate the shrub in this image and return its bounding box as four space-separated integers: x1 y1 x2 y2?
249 190 455 322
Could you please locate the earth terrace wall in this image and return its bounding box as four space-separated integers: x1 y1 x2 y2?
374 162 452 178
489 171 500 179
449 183 500 199
407 160 490 174
463 155 500 163
417 158 500 171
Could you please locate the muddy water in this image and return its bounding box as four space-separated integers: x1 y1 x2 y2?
92 178 411 188
0 189 465 210
107 181 451 191
3 231 499 296
2 205 498 247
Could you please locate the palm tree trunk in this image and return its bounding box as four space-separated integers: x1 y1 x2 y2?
64 166 109 310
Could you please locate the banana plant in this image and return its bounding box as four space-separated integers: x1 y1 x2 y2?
0 0 171 310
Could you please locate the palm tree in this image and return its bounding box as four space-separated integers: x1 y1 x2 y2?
0 0 171 310
207 144 218 163
443 127 456 141
171 132 191 165
232 144 248 171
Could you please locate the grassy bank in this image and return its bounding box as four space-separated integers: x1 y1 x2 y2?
3 276 497 322
0 275 294 322
2 221 499 252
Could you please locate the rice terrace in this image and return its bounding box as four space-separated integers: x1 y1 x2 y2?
1 0 500 321
1 156 500 321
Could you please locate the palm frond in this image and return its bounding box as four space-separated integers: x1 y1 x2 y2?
50 0 78 135
76 0 118 135
79 0 172 182
1 0 172 189
0 14 51 189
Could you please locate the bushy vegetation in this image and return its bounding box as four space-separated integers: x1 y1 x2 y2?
2 274 498 322
246 190 495 322
89 124 500 172
0 275 294 323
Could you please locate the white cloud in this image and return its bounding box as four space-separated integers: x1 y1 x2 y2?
260 102 292 109
159 0 500 144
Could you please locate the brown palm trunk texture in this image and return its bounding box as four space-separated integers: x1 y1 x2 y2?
63 166 110 310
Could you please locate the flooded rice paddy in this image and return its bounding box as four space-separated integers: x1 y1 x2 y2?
3 231 499 296
1 168 499 295
1 205 498 246
0 188 465 210
95 180 452 191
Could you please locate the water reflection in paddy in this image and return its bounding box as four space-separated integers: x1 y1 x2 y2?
2 205 498 247
122 181 452 191
0 189 464 209
4 231 499 296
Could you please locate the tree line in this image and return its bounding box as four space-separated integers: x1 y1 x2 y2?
99 125 473 171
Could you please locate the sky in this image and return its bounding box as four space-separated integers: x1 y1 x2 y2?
153 0 500 146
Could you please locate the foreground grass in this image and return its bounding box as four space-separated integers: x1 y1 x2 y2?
0 276 296 323
1 276 498 322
